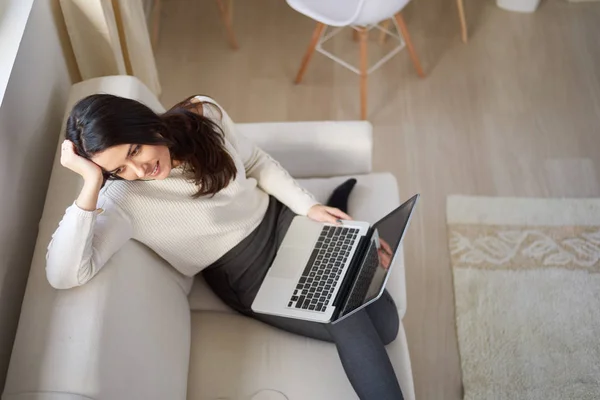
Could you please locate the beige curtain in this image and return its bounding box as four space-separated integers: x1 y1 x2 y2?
60 0 161 96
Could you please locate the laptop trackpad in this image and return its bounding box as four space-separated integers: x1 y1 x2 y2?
268 247 309 280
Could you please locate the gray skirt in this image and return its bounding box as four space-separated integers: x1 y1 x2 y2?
202 196 295 315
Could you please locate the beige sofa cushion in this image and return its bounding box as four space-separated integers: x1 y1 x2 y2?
187 311 415 400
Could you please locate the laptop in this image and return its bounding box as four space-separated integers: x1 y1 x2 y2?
252 194 419 324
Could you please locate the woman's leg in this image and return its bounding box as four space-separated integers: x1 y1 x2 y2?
326 178 357 213
246 302 403 400
365 290 400 345
327 310 404 400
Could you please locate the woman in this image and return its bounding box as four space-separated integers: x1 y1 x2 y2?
47 94 404 399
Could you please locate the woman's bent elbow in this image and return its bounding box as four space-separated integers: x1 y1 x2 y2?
45 262 86 289
46 274 74 289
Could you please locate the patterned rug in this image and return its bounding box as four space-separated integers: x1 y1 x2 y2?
447 196 600 400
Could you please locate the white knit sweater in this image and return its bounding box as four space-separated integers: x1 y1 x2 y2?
46 97 319 289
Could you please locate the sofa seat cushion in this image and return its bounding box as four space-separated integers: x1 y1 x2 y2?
188 173 407 318
187 311 415 400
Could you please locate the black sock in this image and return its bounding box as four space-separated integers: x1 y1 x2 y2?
326 178 357 214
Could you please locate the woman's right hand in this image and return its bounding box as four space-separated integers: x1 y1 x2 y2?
60 140 103 183
61 140 104 211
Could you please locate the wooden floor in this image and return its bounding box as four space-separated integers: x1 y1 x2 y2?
155 0 600 398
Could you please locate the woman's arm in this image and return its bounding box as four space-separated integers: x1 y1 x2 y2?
46 142 132 289
192 96 320 215
46 196 132 289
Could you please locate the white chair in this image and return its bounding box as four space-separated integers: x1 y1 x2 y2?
288 0 425 120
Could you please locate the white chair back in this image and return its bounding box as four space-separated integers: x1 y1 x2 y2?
287 0 411 27
286 0 364 26
353 0 411 26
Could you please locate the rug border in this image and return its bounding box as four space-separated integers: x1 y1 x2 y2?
447 195 600 226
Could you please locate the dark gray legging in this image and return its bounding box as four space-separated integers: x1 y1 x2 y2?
203 196 404 400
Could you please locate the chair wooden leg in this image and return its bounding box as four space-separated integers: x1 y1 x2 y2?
359 27 368 120
457 0 468 43
379 20 391 44
294 22 326 84
150 0 162 50
353 29 360 41
216 0 239 50
394 12 425 78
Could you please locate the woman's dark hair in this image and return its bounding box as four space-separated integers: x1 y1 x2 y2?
66 94 237 197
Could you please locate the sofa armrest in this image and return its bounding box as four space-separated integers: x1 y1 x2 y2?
4 241 191 400
4 76 190 400
3 393 94 400
236 121 373 178
68 76 166 112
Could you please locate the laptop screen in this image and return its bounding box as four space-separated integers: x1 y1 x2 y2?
362 194 419 303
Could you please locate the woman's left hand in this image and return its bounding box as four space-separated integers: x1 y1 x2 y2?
307 204 352 224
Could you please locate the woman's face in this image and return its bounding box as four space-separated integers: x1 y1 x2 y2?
91 144 172 180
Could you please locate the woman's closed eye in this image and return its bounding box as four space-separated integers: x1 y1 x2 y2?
108 145 142 176
131 144 141 157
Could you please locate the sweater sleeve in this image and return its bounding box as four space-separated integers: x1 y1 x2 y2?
198 97 320 215
46 194 132 289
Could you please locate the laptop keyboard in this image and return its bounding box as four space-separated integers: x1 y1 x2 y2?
287 225 360 312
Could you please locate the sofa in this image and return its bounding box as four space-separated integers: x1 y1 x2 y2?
2 76 415 400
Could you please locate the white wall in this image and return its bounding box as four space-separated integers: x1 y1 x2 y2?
0 0 76 391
